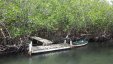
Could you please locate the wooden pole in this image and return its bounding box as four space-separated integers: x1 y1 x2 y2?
64 35 68 44
70 40 73 46
64 40 67 44
28 41 32 56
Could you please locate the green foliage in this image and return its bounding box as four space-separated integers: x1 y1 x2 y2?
0 0 113 37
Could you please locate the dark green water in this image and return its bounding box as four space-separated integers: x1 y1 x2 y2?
0 43 113 64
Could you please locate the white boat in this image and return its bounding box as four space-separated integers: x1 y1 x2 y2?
71 40 88 47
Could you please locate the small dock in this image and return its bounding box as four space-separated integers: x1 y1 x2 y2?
28 36 88 55
32 43 70 54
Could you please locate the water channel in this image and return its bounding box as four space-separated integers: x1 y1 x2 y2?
0 43 113 64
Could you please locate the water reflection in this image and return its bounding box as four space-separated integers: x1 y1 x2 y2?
1 43 113 64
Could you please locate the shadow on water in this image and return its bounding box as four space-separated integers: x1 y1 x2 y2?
0 42 113 64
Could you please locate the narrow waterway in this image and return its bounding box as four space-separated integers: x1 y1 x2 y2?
0 43 113 64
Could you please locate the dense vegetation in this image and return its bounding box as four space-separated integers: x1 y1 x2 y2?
0 0 113 38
